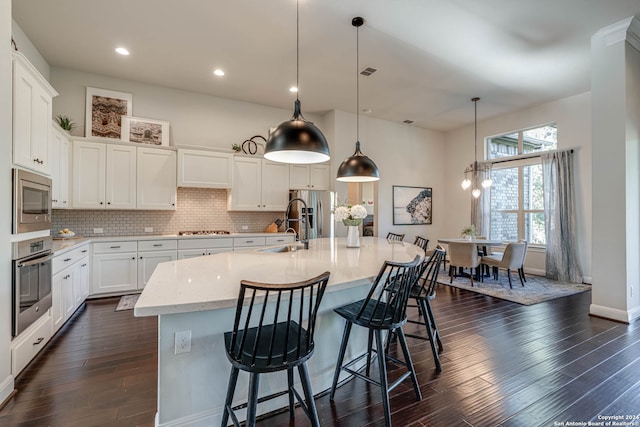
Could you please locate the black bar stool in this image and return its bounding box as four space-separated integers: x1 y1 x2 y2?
329 256 422 427
221 271 331 427
404 246 446 372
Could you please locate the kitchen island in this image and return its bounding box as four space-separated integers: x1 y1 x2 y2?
135 237 423 427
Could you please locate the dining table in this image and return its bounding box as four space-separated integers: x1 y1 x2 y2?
437 238 505 278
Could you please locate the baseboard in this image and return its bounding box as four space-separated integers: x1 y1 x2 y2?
0 374 15 409
582 276 593 284
155 407 220 427
589 304 640 323
523 267 545 277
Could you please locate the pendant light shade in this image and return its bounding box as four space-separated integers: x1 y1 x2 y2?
264 0 330 164
461 97 491 197
336 16 380 182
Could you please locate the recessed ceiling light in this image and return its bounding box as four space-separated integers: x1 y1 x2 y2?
115 47 130 56
289 86 298 93
213 69 225 77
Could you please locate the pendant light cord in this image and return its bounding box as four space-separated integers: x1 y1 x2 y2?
296 0 300 102
356 23 360 142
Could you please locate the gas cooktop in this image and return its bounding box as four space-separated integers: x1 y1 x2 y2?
178 230 231 236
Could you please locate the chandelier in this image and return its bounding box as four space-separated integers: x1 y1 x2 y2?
461 97 492 198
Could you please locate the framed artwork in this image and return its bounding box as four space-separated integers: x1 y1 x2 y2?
121 116 170 146
85 87 133 139
393 185 432 225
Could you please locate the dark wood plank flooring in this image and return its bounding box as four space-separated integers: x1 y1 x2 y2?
1 286 638 427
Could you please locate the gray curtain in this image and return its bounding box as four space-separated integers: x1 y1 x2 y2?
471 162 492 238
542 150 582 282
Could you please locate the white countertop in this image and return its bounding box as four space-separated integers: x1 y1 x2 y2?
134 237 424 317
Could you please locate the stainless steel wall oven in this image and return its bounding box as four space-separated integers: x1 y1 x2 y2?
12 237 53 337
13 168 52 234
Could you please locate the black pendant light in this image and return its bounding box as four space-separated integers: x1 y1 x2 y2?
336 17 380 182
264 0 330 164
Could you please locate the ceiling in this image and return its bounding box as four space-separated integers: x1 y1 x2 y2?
12 0 640 132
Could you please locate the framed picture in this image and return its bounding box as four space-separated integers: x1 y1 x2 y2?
85 87 133 139
393 185 432 225
121 116 170 146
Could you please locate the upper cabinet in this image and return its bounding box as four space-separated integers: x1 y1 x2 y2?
177 148 232 189
51 124 70 208
137 147 177 210
289 164 330 191
72 141 137 209
227 157 289 211
12 51 58 175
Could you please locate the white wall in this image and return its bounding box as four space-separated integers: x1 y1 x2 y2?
1 0 15 405
444 92 593 280
50 67 325 151
326 110 447 244
11 20 49 80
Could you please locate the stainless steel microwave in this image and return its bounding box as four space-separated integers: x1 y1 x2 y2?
13 168 52 234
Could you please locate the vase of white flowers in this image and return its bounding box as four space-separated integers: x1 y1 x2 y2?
335 204 368 248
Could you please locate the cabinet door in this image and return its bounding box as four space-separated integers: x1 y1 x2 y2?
138 250 177 289
309 164 330 190
289 165 310 190
178 149 232 188
261 160 289 211
137 148 177 210
73 258 90 306
51 270 66 332
12 53 56 175
63 269 75 320
92 253 138 294
178 249 207 260
106 144 137 209
228 157 262 211
51 126 70 208
72 141 106 209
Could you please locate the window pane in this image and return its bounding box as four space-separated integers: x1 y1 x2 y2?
490 167 518 210
490 212 518 241
523 164 544 210
523 125 557 154
488 132 518 159
525 212 546 245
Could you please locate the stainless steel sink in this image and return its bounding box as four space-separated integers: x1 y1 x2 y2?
260 244 303 253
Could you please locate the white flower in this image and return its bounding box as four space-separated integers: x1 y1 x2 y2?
334 206 350 222
350 205 368 219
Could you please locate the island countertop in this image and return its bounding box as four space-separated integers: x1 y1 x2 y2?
134 237 424 317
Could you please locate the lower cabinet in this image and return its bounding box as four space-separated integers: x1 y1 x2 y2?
177 238 233 260
52 244 90 335
11 313 52 376
92 252 138 295
138 250 177 289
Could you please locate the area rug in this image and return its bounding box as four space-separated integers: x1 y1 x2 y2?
115 294 140 311
437 270 591 305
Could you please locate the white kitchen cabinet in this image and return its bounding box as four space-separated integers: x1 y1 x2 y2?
51 124 70 208
137 147 177 210
74 257 90 305
52 243 90 333
137 239 178 289
92 252 138 295
51 270 68 332
228 157 289 211
289 164 330 190
72 141 137 209
177 237 233 259
12 51 57 175
11 312 52 376
177 149 232 188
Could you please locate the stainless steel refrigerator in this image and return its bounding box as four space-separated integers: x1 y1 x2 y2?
287 190 337 239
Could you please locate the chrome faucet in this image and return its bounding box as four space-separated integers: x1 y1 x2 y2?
285 198 309 250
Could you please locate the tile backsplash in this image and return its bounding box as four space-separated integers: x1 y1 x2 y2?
52 188 284 236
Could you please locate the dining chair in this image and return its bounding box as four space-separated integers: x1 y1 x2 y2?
221 271 331 427
481 242 527 288
330 255 422 427
447 241 482 286
413 235 429 252
518 239 528 283
387 232 405 241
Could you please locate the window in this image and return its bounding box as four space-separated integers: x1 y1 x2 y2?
487 124 556 245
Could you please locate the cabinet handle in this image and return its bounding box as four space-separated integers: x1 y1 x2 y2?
64 258 71 262
245 240 254 243
276 239 284 242
53 199 57 203
82 250 88 253
81 264 87 267
110 246 121 249
131 257 136 260
140 256 143 259
100 202 104 205
172 203 175 206
202 253 206 256
107 202 111 205
63 201 67 204
33 337 44 346
153 244 163 247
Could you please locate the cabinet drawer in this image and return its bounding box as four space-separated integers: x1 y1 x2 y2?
138 239 178 251
53 244 90 275
93 241 138 254
11 313 52 376
265 235 295 245
234 237 266 247
178 238 233 250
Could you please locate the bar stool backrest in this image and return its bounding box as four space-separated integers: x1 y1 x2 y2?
414 246 446 299
387 232 405 241
227 271 330 371
357 255 421 327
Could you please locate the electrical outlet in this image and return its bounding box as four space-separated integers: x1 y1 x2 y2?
242 225 249 230
144 227 153 233
175 330 192 355
93 228 103 234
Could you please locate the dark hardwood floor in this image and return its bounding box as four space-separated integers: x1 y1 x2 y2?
1 286 638 427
